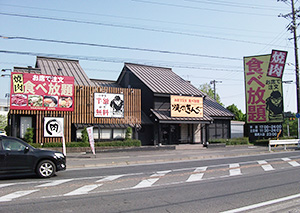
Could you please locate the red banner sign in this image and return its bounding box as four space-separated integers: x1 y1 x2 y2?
10 72 74 111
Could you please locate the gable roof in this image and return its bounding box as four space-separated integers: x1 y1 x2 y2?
119 63 234 119
35 56 95 86
119 63 206 97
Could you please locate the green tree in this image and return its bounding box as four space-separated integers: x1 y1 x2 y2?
0 114 7 131
199 83 223 105
282 113 298 137
226 104 246 121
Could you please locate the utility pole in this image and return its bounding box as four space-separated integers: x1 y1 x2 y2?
210 80 222 100
279 0 300 138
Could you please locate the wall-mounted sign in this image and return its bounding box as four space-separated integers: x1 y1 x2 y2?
10 72 74 111
94 93 124 118
44 117 64 137
244 50 287 124
170 95 203 118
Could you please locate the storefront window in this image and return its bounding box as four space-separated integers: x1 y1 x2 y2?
113 129 126 139
100 129 112 139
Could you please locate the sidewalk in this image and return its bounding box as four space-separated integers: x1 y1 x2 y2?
65 144 296 169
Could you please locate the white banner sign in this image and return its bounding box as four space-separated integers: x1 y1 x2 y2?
44 117 64 137
94 93 124 118
87 126 95 155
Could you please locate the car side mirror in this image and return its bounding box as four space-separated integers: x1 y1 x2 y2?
24 146 30 153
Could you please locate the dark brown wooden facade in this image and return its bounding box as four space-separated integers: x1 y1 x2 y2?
10 85 141 143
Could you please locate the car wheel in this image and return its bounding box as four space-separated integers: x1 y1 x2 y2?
36 160 56 178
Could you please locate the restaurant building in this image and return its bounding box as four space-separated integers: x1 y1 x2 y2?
9 57 141 144
117 63 234 145
8 57 234 146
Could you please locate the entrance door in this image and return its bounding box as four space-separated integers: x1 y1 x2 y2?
20 117 32 139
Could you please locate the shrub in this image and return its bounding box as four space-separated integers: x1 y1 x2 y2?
81 127 89 142
29 139 141 148
24 128 34 143
208 137 249 145
125 127 132 140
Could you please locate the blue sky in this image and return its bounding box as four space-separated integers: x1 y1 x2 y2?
0 0 298 113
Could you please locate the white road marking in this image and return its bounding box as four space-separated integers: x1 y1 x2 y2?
35 179 74 188
229 163 242 176
0 190 39 202
257 160 274 171
64 184 103 196
221 193 300 213
186 167 207 182
132 170 171 189
96 175 124 182
0 183 16 188
282 158 300 167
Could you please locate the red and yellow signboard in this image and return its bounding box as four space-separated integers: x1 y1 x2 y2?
10 72 74 111
244 50 287 123
170 95 203 117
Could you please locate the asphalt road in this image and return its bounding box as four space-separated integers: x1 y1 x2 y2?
1 151 300 213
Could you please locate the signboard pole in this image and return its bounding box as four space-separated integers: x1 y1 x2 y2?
62 135 66 156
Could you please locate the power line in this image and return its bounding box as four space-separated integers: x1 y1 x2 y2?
0 12 292 48
0 35 241 61
184 0 286 11
0 3 285 34
131 0 281 17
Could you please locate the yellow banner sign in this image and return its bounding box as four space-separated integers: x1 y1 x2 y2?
170 95 203 117
244 51 286 123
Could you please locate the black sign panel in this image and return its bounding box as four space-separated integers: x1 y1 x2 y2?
247 123 283 141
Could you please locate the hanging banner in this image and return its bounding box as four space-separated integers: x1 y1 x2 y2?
170 95 203 117
94 93 124 118
244 50 287 124
87 126 96 155
10 72 74 111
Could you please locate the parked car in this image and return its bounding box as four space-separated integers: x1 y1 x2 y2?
0 130 6 136
0 136 66 178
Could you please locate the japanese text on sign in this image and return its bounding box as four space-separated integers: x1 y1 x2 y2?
10 72 74 112
244 50 286 124
170 95 203 118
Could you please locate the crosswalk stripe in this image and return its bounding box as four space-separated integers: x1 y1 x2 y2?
132 170 171 189
64 184 103 196
0 183 16 188
186 167 207 182
282 158 300 167
257 160 274 171
35 179 74 188
96 175 124 183
0 190 39 202
229 163 242 176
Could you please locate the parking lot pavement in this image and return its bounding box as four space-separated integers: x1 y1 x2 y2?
65 145 295 169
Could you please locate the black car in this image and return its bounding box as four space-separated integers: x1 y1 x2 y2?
0 136 66 178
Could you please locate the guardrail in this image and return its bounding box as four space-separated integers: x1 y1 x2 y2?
269 139 300 151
